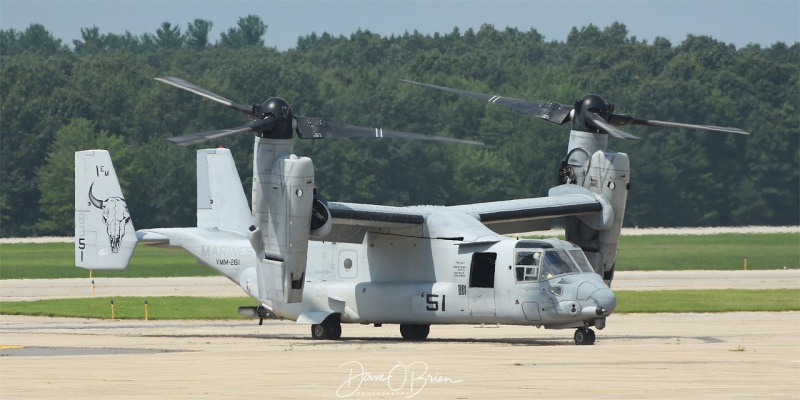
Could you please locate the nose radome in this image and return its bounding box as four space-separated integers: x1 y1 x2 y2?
590 288 617 315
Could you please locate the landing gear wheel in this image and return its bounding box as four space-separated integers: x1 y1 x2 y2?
574 328 596 345
331 321 342 340
399 324 430 340
311 316 342 340
311 323 326 340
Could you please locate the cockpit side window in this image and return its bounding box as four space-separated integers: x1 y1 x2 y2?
515 250 541 282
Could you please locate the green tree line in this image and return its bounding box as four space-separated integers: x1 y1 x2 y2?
1 17 798 237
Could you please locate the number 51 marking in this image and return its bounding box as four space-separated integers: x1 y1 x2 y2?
426 294 445 312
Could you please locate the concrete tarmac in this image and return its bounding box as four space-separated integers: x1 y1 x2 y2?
1 270 800 398
1 312 798 399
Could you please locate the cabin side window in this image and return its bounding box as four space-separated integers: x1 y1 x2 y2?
469 252 496 288
515 250 541 282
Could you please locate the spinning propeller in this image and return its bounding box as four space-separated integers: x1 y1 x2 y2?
156 77 482 146
400 80 750 140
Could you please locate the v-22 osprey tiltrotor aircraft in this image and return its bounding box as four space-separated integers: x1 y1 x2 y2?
75 77 748 345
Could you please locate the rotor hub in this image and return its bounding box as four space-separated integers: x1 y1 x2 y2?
256 97 294 139
572 94 612 133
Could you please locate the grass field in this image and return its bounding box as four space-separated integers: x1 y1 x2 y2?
616 233 799 270
0 233 797 280
1 290 797 319
0 296 255 320
0 243 214 279
615 289 800 313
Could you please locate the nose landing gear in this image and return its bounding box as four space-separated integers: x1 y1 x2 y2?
574 327 596 345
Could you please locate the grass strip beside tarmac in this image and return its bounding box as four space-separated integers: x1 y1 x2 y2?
1 233 798 280
1 290 798 319
0 243 214 279
614 289 800 313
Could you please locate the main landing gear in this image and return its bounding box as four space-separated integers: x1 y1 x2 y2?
574 327 596 345
399 324 430 340
311 315 342 340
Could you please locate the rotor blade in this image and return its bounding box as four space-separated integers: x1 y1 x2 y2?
585 112 641 140
295 116 483 145
609 114 750 135
155 77 255 117
400 79 573 124
166 119 276 146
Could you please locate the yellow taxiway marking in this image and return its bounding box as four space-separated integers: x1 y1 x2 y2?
0 345 24 350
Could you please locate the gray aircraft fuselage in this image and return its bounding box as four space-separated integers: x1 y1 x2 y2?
149 225 616 331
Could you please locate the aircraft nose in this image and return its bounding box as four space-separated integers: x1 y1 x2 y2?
590 288 617 315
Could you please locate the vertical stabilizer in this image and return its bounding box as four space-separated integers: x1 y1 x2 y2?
75 150 137 270
197 148 252 233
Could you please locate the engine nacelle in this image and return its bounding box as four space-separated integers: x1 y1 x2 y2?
561 130 630 285
310 194 332 239
251 138 314 303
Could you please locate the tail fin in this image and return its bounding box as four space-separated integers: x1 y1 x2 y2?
196 148 252 233
75 150 137 270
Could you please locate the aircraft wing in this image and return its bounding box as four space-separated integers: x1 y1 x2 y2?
321 185 607 243
447 185 605 234
324 202 427 243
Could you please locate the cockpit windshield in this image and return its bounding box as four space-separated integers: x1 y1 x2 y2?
515 247 595 282
540 249 594 280
567 250 595 274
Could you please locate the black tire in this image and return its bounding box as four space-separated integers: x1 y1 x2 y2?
311 317 342 340
311 323 328 340
400 324 430 340
330 321 342 340
574 328 596 345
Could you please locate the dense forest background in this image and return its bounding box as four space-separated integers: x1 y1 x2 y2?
1 17 798 237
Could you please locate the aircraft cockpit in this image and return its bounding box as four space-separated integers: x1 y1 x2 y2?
514 250 541 282
514 241 594 282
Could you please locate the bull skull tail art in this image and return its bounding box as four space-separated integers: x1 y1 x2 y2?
88 182 131 254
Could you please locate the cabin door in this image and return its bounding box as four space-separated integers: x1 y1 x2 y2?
468 252 496 315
